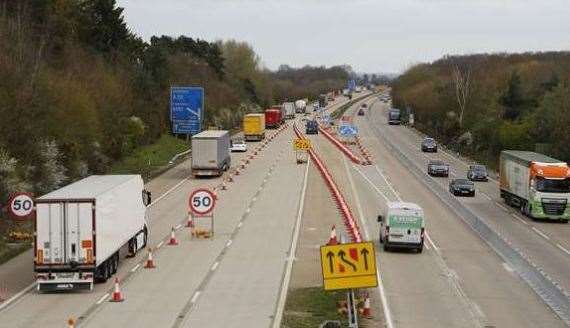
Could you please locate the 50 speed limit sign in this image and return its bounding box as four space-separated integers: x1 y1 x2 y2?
189 189 216 215
8 193 34 220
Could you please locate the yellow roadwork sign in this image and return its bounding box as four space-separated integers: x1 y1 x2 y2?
320 242 378 290
293 138 311 151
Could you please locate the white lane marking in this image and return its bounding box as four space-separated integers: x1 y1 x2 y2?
237 222 243 228
481 193 492 201
344 158 395 328
191 291 201 304
557 244 570 256
373 165 402 201
252 197 257 202
226 240 233 247
96 293 110 305
495 202 509 212
512 214 528 225
352 165 390 202
425 233 439 253
130 263 141 272
175 224 182 230
0 282 36 311
502 262 515 274
532 227 551 240
149 177 190 207
273 161 311 328
211 261 219 272
156 241 164 249
246 207 251 214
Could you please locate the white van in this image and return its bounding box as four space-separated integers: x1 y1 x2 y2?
377 202 425 253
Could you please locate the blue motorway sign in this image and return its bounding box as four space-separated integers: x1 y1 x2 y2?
339 123 358 137
171 87 204 134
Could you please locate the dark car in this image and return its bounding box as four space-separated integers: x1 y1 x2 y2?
305 120 318 134
358 108 365 116
467 165 488 181
427 160 450 177
361 103 368 109
421 138 438 152
449 179 475 197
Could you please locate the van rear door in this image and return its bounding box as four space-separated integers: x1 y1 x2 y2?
388 214 423 244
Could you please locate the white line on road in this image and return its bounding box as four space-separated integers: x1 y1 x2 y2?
157 241 164 249
96 293 110 305
0 282 35 311
502 262 515 274
237 222 243 228
481 193 492 201
130 263 141 272
226 240 233 247
373 165 402 201
149 177 190 207
272 161 311 328
352 166 390 202
532 227 551 240
252 197 257 202
191 291 201 304
511 214 528 225
246 207 251 213
175 224 182 230
557 244 570 256
495 202 509 212
425 233 440 253
210 261 219 272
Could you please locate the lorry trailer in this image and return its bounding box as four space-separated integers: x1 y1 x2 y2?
283 102 296 119
243 113 266 141
265 109 282 129
34 175 150 291
191 130 231 177
500 150 570 222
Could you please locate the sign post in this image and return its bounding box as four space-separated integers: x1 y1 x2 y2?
188 188 216 238
171 87 204 138
293 138 310 164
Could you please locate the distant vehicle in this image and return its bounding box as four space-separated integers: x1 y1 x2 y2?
358 108 365 116
191 130 231 177
427 160 450 177
342 89 350 96
294 100 307 113
378 202 425 253
388 108 401 125
449 179 475 197
264 109 282 129
361 103 368 109
421 137 438 152
283 102 296 119
35 175 150 291
230 139 247 152
500 150 570 222
306 120 318 134
318 94 328 108
243 113 266 141
467 165 488 181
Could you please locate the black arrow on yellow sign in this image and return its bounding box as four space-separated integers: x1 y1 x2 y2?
327 251 335 273
338 250 357 271
361 248 370 270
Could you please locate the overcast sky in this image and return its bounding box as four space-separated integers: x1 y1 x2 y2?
117 0 570 73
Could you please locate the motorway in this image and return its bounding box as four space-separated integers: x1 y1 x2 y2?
0 92 568 327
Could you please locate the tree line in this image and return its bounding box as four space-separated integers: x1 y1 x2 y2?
0 0 350 204
391 52 570 167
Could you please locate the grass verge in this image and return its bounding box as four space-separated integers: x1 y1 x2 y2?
0 241 30 265
281 287 348 328
110 134 190 180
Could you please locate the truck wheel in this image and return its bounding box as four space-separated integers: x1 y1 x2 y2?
383 243 390 252
417 245 423 253
379 233 383 243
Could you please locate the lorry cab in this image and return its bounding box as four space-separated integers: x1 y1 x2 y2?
378 202 425 253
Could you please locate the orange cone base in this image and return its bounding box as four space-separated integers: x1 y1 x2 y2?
144 260 156 269
168 238 178 245
109 292 124 302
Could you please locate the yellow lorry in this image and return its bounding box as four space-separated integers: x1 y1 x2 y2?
243 113 266 141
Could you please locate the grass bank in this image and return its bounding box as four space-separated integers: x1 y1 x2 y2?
281 287 348 328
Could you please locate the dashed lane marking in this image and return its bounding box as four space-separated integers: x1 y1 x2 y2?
96 293 110 305
130 263 141 272
532 227 550 241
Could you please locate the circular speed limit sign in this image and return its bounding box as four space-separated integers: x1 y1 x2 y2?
8 193 34 219
189 189 216 215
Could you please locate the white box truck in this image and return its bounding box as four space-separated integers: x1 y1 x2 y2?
283 102 296 119
34 175 151 292
191 130 231 177
500 150 570 222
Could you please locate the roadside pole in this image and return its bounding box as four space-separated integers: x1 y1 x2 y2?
347 289 358 328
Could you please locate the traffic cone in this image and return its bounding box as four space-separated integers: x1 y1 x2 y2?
168 227 178 245
67 318 75 328
109 278 124 302
327 225 338 245
361 296 372 318
144 248 156 269
186 213 195 228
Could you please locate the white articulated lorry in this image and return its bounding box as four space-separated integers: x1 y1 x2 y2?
34 175 151 292
283 102 296 119
191 130 231 177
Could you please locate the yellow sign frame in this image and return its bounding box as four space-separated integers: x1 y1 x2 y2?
320 242 378 290
293 138 311 151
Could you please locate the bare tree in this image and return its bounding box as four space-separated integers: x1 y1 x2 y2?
452 63 472 129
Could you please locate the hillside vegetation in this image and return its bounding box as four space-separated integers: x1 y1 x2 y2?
391 52 570 167
0 0 350 206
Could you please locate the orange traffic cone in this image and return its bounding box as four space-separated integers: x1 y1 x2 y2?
144 248 156 269
186 213 195 228
109 278 124 302
327 225 338 245
168 227 178 245
361 295 372 318
67 318 75 328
